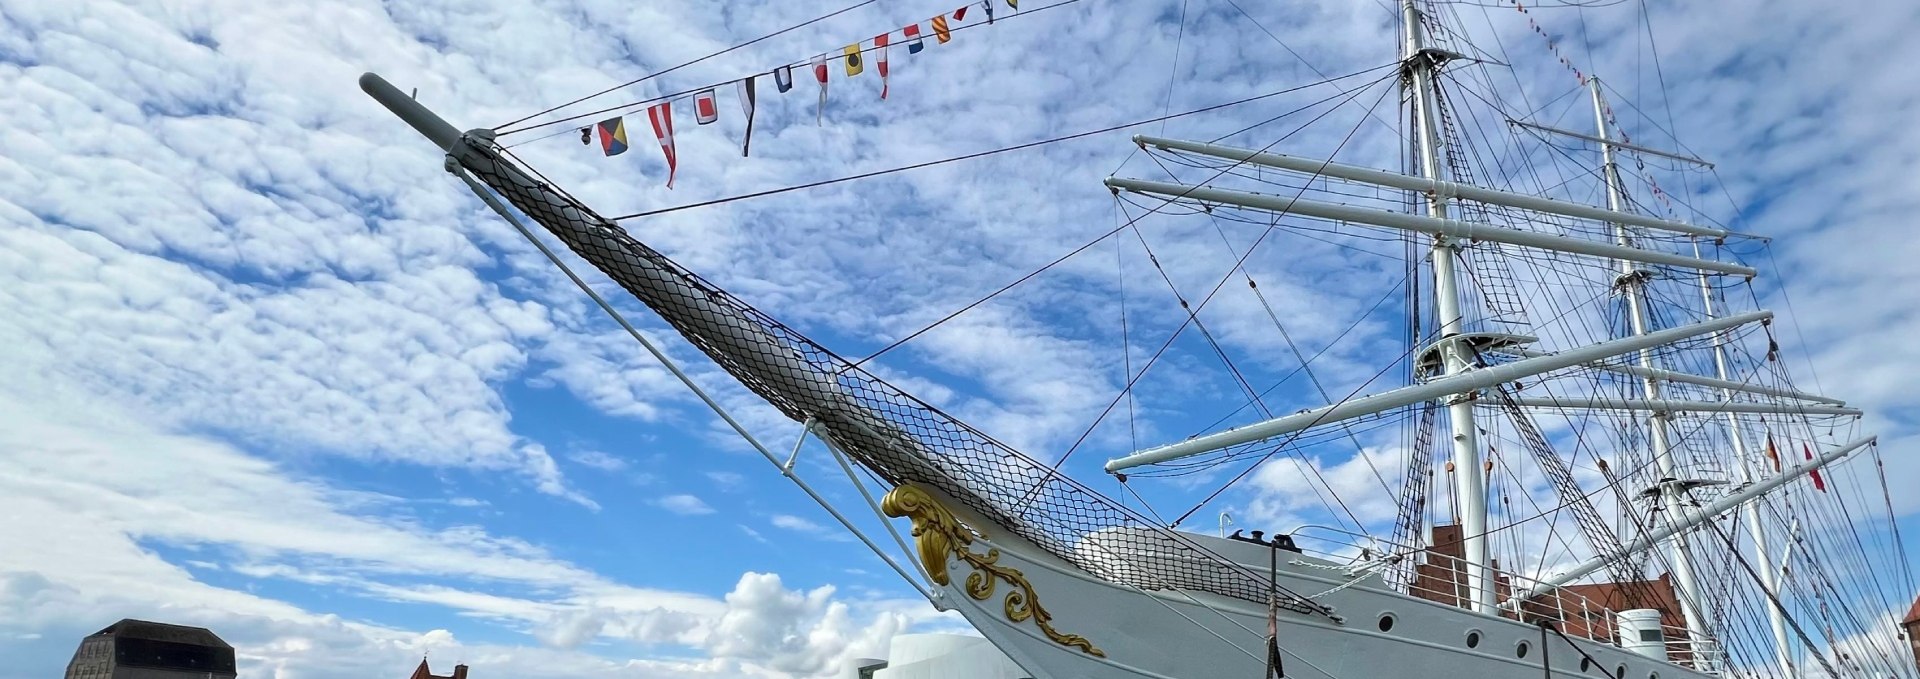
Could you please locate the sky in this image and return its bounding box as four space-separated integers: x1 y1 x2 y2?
2 0 1919 678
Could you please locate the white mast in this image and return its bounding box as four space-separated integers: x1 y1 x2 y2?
1402 0 1496 615
1695 239 1797 677
1586 75 1715 664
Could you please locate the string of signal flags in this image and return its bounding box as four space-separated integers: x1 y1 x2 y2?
1504 0 1683 219
556 0 1037 188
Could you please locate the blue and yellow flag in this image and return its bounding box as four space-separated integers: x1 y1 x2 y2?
596 117 628 156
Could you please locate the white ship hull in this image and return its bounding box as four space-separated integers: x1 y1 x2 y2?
900 487 1710 679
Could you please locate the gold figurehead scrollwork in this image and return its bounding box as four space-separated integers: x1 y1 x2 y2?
880 485 1107 658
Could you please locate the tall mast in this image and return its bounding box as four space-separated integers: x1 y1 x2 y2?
1694 240 1796 677
1586 75 1715 663
1402 0 1495 615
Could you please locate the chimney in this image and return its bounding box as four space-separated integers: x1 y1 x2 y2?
452 665 469 679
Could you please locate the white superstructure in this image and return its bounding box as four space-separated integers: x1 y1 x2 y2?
843 633 1032 679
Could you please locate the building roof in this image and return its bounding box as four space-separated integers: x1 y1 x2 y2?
90 619 232 649
408 658 468 679
1902 595 1920 626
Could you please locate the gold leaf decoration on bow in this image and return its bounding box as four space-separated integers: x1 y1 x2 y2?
881 485 1106 658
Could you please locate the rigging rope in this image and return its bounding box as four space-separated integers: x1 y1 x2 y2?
496 0 1088 139
1125 212 1274 419
833 66 1399 371
1159 0 1193 134
1069 77 1408 529
494 0 881 130
1111 200 1365 532
1115 205 1140 451
601 64 1398 223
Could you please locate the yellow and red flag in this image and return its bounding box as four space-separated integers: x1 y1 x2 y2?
931 15 951 43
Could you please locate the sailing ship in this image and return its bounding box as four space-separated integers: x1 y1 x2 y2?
363 0 1915 676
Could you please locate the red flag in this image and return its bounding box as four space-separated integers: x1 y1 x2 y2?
646 101 676 189
874 33 890 99
954 5 969 21
1803 442 1826 492
694 89 719 125
1764 433 1782 473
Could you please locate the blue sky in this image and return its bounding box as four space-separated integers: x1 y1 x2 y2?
3 0 1919 678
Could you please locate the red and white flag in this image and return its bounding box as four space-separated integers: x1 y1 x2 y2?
810 53 830 125
646 101 676 188
1804 442 1827 492
694 88 719 125
874 33 891 99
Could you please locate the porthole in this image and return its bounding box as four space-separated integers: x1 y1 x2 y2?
1378 613 1396 632
1579 658 1592 672
1466 630 1482 648
1649 674 1659 679
1515 640 1530 659
1616 665 1627 679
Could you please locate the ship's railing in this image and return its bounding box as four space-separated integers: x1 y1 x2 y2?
1287 527 1710 672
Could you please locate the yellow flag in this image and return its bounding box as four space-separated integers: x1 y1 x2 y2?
843 43 865 77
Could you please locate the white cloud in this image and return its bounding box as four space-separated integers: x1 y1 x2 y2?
568 449 629 472
706 471 746 491
769 515 855 543
0 385 926 677
704 573 906 676
534 608 611 650
656 494 717 516
1246 444 1404 532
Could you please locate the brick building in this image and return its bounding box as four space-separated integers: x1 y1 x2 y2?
1409 524 1687 651
408 659 470 679
1900 595 1920 672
